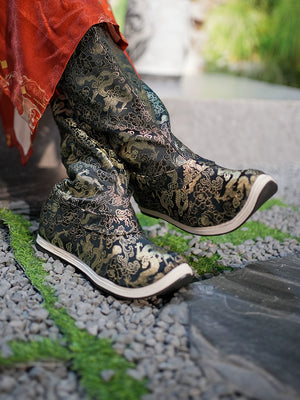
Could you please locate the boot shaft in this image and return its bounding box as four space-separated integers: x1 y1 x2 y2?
56 24 198 176
40 95 141 240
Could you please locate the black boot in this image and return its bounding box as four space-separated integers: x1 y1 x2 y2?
37 95 193 299
54 24 278 236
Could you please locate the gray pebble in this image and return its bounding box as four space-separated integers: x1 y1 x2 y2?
100 302 110 315
0 375 16 392
53 260 64 275
86 322 98 336
124 348 138 362
100 369 115 382
30 308 49 322
126 368 145 381
0 342 13 358
0 279 11 296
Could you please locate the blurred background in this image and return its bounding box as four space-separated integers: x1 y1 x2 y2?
111 0 300 91
108 0 300 174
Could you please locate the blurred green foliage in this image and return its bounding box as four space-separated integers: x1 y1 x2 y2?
203 0 300 87
110 0 128 33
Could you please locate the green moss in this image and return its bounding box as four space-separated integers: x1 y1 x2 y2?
151 232 190 254
69 333 146 400
137 203 299 276
136 213 159 227
0 208 148 400
148 232 227 276
207 220 299 245
259 198 290 211
190 254 227 277
0 339 71 367
137 211 299 247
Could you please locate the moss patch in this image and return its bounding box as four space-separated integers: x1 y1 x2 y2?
258 198 290 211
137 198 299 277
0 338 71 367
0 209 147 400
205 220 299 246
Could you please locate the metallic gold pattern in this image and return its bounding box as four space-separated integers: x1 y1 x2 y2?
55 24 265 230
39 101 188 289
131 162 260 228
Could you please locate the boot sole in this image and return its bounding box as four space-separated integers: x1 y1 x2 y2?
140 174 278 236
36 234 194 299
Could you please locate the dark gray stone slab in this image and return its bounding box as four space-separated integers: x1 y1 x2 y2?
188 254 300 400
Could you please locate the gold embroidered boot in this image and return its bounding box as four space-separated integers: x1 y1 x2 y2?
55 24 278 236
37 96 193 299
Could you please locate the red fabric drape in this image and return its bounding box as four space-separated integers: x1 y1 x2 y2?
0 0 128 164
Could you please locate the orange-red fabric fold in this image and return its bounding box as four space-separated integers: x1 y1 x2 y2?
0 0 127 164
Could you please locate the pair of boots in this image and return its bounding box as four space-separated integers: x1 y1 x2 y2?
37 25 277 299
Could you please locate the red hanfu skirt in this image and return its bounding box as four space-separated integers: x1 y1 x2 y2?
0 0 127 164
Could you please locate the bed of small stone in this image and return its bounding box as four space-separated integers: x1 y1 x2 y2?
0 202 299 400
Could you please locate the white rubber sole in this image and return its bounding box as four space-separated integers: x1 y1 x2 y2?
140 174 278 236
36 234 194 299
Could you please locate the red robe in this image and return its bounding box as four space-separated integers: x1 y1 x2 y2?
0 0 127 164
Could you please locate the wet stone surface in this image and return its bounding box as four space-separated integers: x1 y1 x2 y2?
188 253 300 400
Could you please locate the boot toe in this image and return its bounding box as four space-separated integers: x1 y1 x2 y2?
36 232 194 299
134 165 278 236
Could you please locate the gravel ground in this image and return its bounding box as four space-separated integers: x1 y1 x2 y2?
0 228 61 350
0 164 300 399
0 362 84 400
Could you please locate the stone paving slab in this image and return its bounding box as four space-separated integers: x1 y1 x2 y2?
164 98 300 169
188 254 300 400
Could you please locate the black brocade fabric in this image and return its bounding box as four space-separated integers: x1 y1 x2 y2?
53 23 262 229
39 102 187 289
